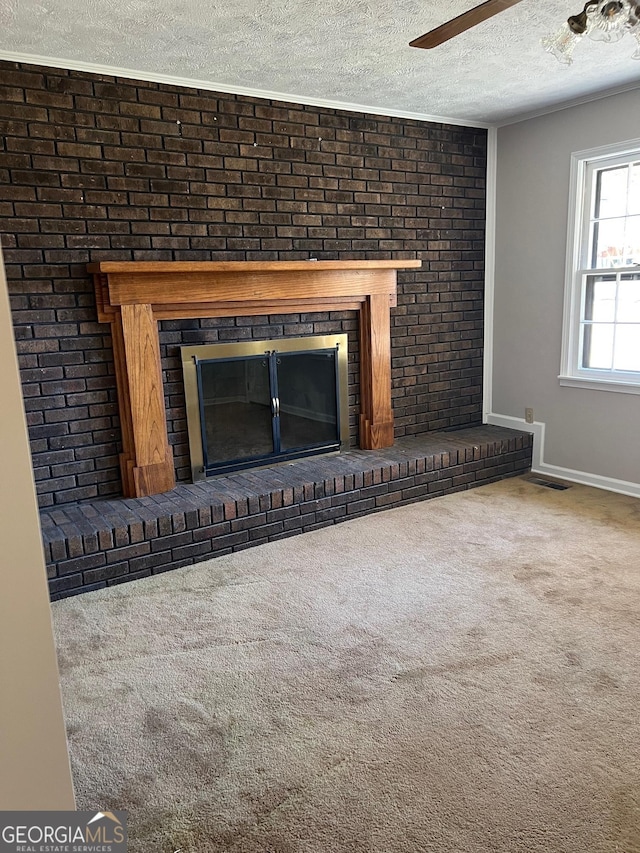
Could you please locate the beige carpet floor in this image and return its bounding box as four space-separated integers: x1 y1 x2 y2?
51 475 640 853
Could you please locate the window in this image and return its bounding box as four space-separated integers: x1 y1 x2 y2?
560 140 640 393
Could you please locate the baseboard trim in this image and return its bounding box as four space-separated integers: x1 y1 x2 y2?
486 413 640 499
485 414 545 469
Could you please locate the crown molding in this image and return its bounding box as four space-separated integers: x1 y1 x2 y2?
0 50 491 130
494 79 640 127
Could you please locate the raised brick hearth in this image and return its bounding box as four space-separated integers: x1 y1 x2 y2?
42 425 533 599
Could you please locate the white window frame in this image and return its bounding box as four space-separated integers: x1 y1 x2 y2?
559 138 640 395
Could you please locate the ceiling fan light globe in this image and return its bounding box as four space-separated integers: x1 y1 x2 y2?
587 23 628 38
586 0 634 39
542 23 583 62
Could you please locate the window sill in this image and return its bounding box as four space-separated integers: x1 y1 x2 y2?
558 375 640 395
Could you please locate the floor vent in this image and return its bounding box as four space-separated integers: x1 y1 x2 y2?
526 475 571 490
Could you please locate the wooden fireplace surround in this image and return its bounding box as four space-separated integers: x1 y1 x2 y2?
89 259 422 498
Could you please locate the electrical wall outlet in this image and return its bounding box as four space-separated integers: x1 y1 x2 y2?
524 408 534 424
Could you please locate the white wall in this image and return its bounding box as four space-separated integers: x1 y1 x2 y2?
0 245 75 809
491 88 640 494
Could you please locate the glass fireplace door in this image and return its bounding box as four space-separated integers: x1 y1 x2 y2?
277 351 339 452
182 336 348 479
198 355 275 469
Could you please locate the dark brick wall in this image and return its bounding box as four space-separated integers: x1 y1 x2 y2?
0 61 487 508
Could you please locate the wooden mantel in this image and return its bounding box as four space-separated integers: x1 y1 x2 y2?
89 259 422 498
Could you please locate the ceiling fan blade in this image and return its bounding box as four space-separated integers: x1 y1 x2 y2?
410 0 524 48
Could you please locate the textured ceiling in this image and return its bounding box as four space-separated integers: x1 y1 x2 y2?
0 0 639 124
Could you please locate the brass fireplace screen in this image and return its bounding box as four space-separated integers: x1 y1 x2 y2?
181 335 350 479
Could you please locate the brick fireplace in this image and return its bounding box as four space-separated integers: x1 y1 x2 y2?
0 61 535 601
1 61 488 513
